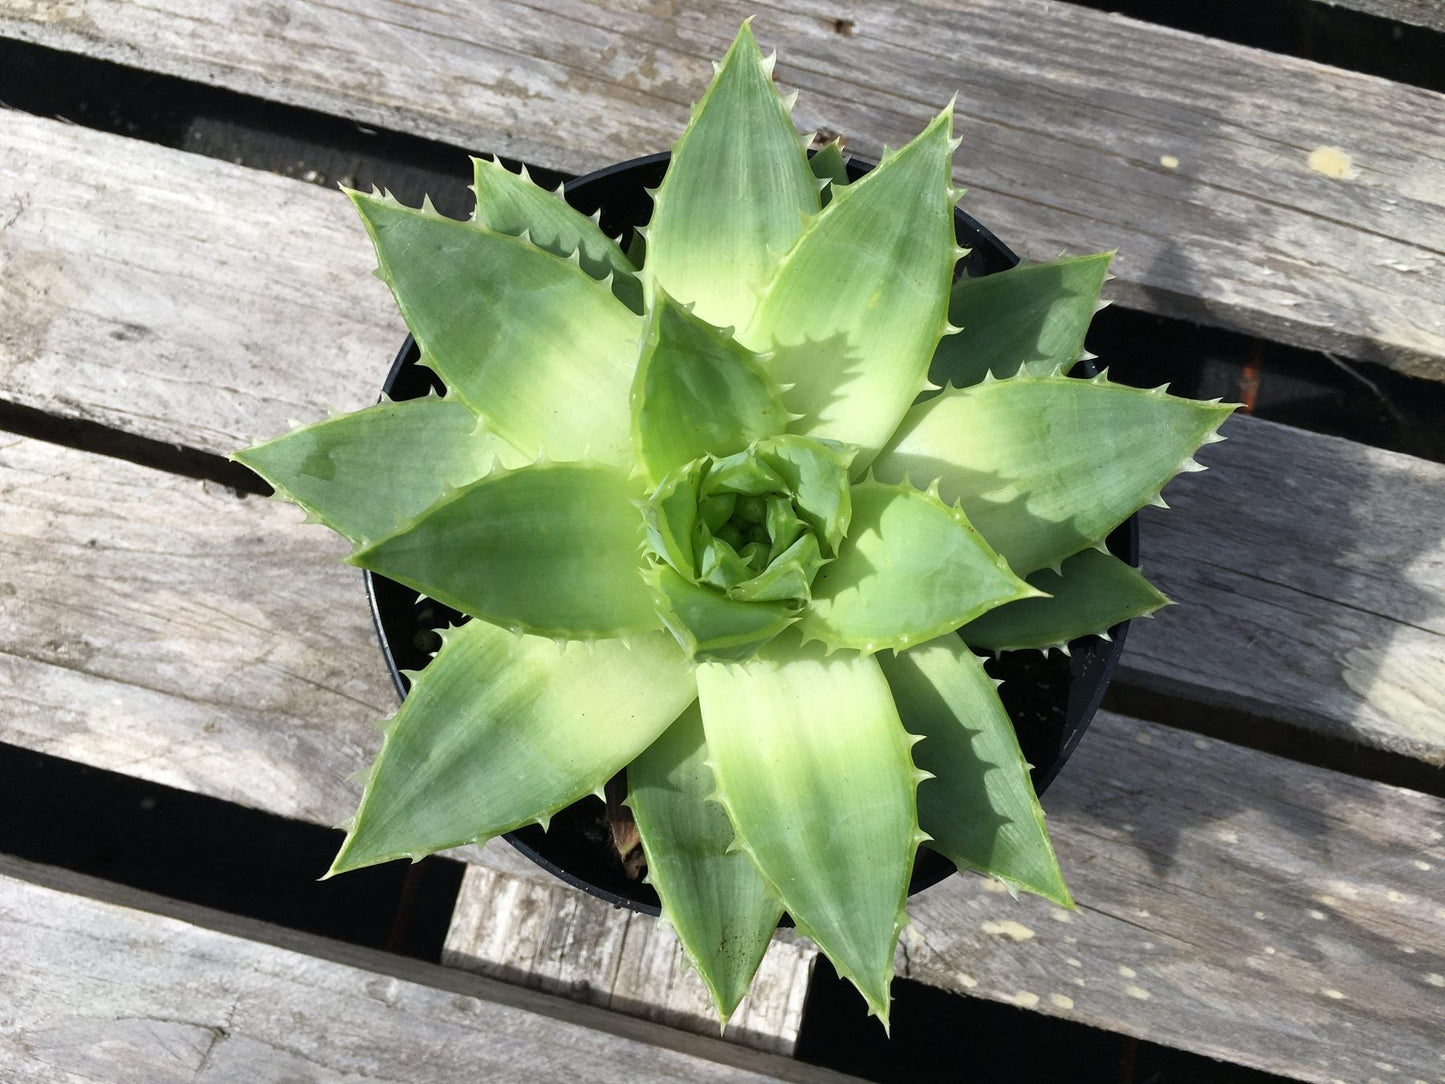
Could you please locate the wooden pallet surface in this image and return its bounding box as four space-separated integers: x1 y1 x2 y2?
444 865 817 1055
2 108 1440 770
3 1 1444 1077
902 713 1445 1083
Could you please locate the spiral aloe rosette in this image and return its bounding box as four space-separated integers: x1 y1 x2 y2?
234 23 1234 1027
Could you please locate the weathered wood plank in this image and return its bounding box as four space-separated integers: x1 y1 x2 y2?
1310 0 1445 32
1 111 1441 766
444 865 815 1055
903 712 1445 1084
0 436 390 829
0 429 560 896
0 857 851 1083
0 107 398 454
1126 415 1445 766
0 0 1441 376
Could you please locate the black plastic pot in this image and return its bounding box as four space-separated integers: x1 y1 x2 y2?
364 153 1137 916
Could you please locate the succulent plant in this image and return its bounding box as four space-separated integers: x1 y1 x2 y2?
235 23 1233 1028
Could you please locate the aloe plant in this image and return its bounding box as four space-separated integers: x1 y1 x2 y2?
235 23 1233 1027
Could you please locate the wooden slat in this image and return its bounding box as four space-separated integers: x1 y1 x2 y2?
0 428 559 894
0 857 850 1083
2 111 1441 766
1311 0 1445 32
0 107 398 454
902 712 1445 1084
0 1 1442 376
443 865 815 1055
0 435 390 830
1127 415 1445 766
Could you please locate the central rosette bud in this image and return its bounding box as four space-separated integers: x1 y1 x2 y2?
641 434 854 661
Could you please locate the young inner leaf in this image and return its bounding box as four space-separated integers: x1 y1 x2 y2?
630 290 787 485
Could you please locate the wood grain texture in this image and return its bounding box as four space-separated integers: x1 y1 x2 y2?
1311 0 1445 32
903 711 1445 1084
0 1 1442 376
0 434 392 828
1124 414 1445 766
1 111 1441 766
0 107 400 455
0 857 850 1083
444 865 815 1055
0 428 566 892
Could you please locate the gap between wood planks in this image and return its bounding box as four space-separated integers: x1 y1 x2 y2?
0 397 268 496
1064 0 1445 88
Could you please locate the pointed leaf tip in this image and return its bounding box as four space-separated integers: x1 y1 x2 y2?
697 646 918 1021
644 20 818 332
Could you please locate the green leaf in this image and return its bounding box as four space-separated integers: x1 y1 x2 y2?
962 548 1169 651
725 533 821 602
809 141 849 204
329 622 696 874
352 462 656 640
750 436 855 556
696 641 922 1024
930 253 1113 389
646 564 797 662
742 107 960 471
644 21 818 332
234 397 524 545
878 638 1071 906
873 372 1236 574
627 702 783 1021
800 480 1039 654
349 191 642 467
473 156 643 313
640 458 703 577
631 291 787 485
